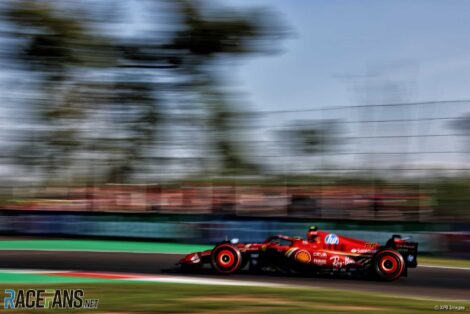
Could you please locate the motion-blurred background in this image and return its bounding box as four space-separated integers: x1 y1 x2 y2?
0 0 468 257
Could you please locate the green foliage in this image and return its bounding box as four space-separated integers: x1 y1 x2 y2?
4 0 284 182
280 120 342 155
7 0 115 77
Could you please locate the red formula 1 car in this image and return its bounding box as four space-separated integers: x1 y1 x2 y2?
178 226 418 281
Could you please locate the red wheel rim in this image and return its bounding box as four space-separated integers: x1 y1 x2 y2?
380 256 398 274
217 249 235 268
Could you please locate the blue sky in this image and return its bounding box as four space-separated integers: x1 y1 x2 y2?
216 0 470 173
221 0 470 111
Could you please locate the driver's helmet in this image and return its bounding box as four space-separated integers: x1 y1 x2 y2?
307 225 318 241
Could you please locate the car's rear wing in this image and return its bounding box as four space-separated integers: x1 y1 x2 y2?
386 235 418 268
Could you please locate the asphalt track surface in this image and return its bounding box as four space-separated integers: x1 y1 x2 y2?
0 250 468 300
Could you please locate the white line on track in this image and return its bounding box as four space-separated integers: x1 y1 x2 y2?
125 276 284 287
419 264 470 271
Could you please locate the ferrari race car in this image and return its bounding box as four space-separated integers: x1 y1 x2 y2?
178 226 418 281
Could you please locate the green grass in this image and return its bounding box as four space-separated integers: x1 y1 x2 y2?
420 256 470 268
1 283 468 313
0 271 114 284
0 239 212 254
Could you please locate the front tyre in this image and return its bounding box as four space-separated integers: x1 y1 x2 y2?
373 249 405 281
211 244 242 274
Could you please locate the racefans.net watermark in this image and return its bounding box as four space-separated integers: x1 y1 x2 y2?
3 289 99 310
433 305 466 311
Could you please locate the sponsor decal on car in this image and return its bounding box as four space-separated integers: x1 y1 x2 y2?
345 256 355 265
313 259 327 265
396 244 416 249
351 248 377 253
190 255 200 263
312 251 327 257
330 255 342 267
295 250 311 263
324 234 339 245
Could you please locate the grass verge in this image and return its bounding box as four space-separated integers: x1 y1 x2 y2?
1 283 469 314
0 239 211 254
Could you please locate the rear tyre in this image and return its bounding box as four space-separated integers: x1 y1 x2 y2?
211 244 242 274
373 249 405 281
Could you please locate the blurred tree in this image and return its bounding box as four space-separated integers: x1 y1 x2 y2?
450 113 470 162
5 0 162 183
121 0 283 175
3 0 285 183
5 0 115 181
103 79 162 182
167 1 280 175
201 87 259 175
280 120 342 155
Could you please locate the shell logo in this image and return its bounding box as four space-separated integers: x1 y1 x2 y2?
295 250 311 263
